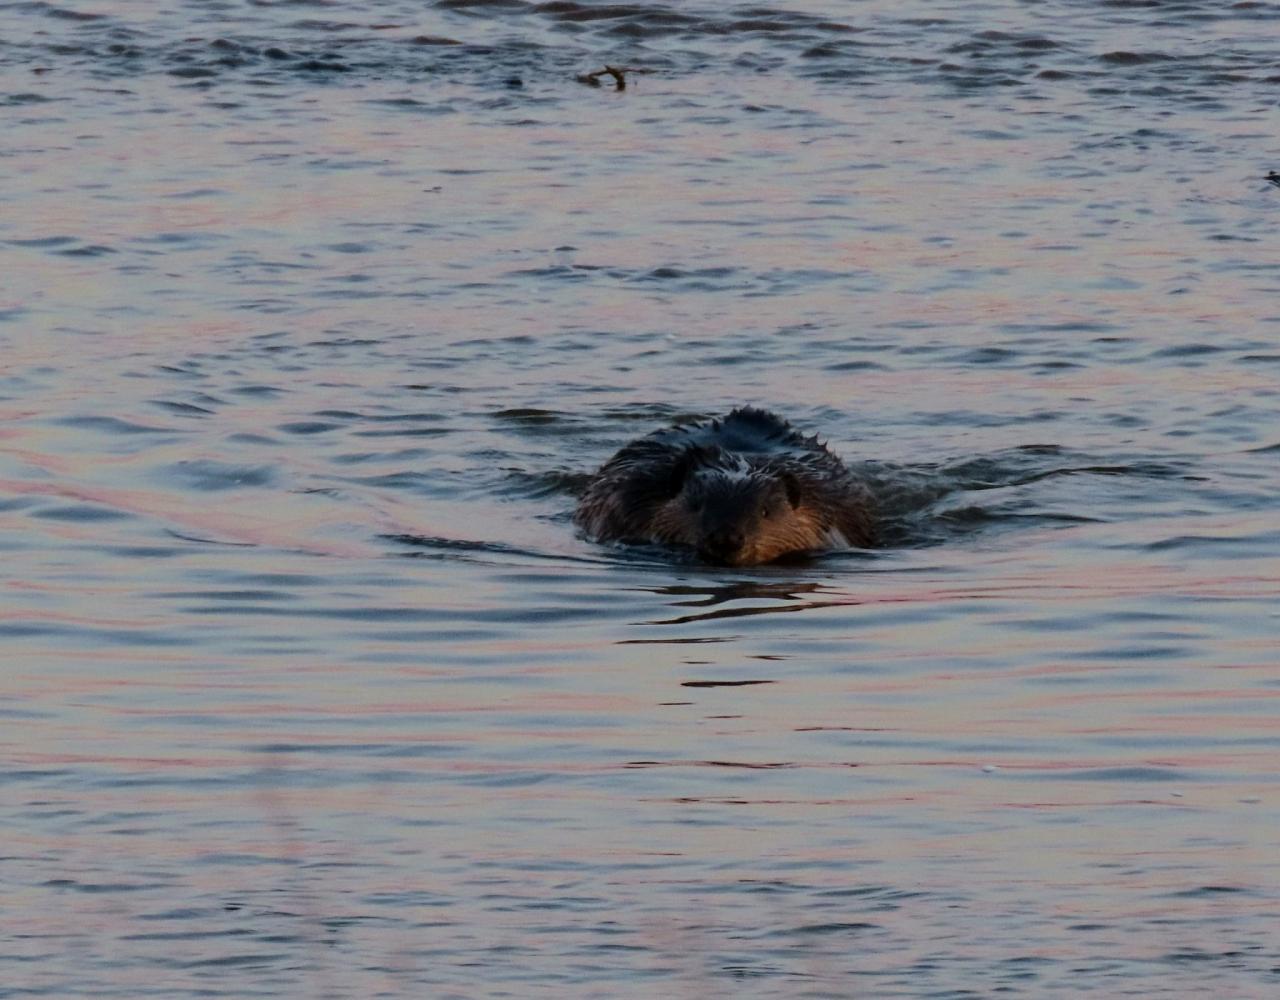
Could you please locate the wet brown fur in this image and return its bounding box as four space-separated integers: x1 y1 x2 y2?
575 408 874 566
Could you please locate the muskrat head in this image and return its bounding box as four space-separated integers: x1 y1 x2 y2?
672 463 810 567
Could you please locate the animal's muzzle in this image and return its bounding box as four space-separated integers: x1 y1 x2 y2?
698 530 747 566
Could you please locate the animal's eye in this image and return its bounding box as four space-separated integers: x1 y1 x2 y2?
761 505 772 519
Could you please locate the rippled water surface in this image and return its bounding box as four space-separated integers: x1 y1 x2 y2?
4 0 1280 996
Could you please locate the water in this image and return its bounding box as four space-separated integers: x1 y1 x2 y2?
4 1 1280 996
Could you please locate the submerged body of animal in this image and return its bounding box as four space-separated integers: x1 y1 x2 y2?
575 407 875 566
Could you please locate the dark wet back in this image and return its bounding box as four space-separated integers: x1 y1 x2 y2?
647 408 838 464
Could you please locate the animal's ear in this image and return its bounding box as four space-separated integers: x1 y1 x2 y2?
781 470 803 508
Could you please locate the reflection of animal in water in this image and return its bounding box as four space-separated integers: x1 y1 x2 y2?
575 407 875 566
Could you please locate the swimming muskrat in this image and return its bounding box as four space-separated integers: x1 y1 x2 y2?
575 407 875 566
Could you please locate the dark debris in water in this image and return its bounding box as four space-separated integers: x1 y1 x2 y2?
575 65 649 90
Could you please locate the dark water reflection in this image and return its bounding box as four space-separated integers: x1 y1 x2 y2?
5 0 1280 995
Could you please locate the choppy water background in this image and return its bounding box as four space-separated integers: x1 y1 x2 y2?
4 1 1280 996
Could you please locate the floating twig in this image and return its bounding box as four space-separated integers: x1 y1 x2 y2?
576 65 651 91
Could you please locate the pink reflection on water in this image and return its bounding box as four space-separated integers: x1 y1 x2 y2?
0 474 375 557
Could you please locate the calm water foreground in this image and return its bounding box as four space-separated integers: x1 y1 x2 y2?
3 0 1280 996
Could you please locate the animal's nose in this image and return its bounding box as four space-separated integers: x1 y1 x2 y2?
700 530 746 564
